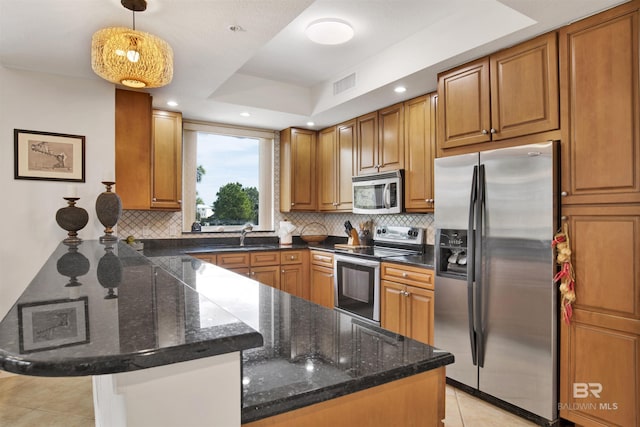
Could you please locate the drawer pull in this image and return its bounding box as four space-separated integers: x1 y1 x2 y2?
402 273 408 278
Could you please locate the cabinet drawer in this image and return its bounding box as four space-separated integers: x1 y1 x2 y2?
189 253 216 264
310 251 334 268
381 263 434 290
281 250 303 265
250 251 280 267
216 252 250 269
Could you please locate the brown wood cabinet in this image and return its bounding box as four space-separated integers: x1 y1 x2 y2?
557 4 640 426
356 104 404 175
280 250 308 299
309 251 334 309
280 128 317 212
317 121 355 212
559 204 640 427
380 263 434 345
188 249 308 298
115 89 152 210
437 32 559 154
559 3 640 205
151 110 182 210
404 93 436 212
189 253 216 264
115 89 183 210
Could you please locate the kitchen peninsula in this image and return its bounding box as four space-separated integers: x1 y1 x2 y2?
0 241 453 426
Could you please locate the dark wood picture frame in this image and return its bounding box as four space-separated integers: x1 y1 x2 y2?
14 129 85 182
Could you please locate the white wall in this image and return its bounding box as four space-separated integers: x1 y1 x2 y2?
0 66 115 318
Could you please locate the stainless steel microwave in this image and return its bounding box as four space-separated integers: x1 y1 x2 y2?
352 170 403 214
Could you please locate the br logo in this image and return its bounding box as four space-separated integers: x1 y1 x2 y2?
573 383 602 398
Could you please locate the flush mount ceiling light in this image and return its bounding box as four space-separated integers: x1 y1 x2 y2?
91 0 173 88
305 19 354 45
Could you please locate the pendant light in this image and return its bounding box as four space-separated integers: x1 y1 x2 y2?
91 0 173 88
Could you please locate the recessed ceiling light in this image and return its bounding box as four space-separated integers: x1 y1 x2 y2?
305 19 354 45
167 100 178 107
240 112 251 117
307 121 315 127
394 86 407 93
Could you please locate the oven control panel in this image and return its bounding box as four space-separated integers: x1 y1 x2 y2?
374 226 424 245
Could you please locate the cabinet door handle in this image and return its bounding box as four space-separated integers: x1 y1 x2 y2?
560 191 568 197
402 272 408 278
481 129 488 135
490 128 497 134
291 202 295 206
178 200 182 204
152 197 157 202
561 216 568 221
251 272 255 276
290 255 295 260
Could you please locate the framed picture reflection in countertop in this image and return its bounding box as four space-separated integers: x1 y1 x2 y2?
14 129 85 182
18 297 89 354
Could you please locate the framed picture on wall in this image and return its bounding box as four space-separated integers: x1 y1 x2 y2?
14 129 85 182
18 297 90 353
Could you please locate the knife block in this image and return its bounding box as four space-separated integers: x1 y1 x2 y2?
347 229 360 246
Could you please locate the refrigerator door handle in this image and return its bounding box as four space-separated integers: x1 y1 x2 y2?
467 165 478 366
476 164 486 368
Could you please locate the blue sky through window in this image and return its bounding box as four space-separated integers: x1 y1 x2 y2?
196 133 260 209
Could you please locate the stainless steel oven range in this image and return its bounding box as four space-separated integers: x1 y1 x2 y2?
333 225 425 325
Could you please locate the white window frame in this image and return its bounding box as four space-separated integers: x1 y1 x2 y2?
182 121 276 232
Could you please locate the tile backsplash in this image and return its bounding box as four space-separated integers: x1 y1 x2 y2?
118 210 434 244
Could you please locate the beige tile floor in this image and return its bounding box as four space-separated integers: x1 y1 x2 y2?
0 371 538 426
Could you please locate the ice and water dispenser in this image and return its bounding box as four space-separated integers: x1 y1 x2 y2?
435 229 468 278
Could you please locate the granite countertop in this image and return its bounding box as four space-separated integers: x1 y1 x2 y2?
0 239 449 423
151 254 452 423
0 241 263 376
141 236 435 269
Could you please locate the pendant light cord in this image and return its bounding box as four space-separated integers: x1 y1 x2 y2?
132 9 136 30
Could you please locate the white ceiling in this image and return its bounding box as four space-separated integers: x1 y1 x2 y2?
0 0 628 131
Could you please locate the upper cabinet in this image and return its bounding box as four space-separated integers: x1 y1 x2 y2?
404 93 436 212
356 103 405 175
151 110 183 210
115 89 183 210
437 32 559 153
559 4 640 205
280 127 317 212
318 120 355 212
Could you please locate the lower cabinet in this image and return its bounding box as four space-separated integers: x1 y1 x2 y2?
250 265 280 289
559 204 640 427
381 263 434 345
280 250 308 299
309 251 335 309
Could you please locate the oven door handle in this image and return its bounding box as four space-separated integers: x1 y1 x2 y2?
333 255 381 268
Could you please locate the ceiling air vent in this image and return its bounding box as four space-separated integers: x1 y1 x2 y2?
333 73 356 95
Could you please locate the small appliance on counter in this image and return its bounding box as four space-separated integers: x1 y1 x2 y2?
278 220 296 245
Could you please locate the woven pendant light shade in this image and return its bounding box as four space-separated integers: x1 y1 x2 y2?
91 27 173 88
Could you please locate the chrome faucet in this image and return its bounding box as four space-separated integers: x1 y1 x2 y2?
239 223 253 246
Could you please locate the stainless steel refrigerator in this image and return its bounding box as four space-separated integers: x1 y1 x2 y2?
434 142 558 423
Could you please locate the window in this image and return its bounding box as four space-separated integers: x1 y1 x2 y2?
183 123 275 232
